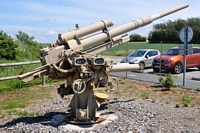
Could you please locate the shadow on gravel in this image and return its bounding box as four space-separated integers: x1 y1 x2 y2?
98 99 135 111
151 84 171 91
0 112 67 128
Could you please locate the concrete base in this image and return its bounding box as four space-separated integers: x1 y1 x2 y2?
54 112 118 130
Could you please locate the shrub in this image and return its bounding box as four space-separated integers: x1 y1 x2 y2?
0 30 18 60
158 73 174 90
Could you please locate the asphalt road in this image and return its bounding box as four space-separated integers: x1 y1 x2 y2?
107 56 200 90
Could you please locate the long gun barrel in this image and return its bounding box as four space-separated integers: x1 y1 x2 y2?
79 3 189 49
57 19 114 45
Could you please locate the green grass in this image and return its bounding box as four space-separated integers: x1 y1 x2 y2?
0 83 60 117
141 92 150 100
103 42 200 56
182 93 191 107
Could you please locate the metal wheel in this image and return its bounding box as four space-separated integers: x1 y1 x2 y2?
139 62 145 70
72 79 86 94
107 77 119 91
173 62 183 74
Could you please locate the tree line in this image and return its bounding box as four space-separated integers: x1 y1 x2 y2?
148 17 200 43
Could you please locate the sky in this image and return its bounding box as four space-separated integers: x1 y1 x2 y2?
0 0 199 43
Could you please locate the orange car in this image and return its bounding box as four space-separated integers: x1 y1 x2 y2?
152 47 200 74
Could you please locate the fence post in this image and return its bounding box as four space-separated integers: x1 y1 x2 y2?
42 75 46 86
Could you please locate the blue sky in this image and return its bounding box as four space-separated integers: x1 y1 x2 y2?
0 0 199 43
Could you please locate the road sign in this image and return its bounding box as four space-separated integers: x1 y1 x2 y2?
178 44 193 55
179 27 193 87
179 27 193 43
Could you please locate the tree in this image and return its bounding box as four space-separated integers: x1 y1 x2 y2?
129 33 146 42
148 17 200 44
0 30 18 60
15 31 37 46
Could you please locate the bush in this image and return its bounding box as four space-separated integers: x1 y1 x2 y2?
158 73 174 90
0 30 18 60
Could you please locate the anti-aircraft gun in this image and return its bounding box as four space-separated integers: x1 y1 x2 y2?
19 3 188 124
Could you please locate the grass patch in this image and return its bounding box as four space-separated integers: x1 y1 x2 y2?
182 93 191 107
0 80 63 117
103 43 191 56
141 92 150 100
120 81 125 84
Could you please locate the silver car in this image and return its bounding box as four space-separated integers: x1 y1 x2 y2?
120 49 160 70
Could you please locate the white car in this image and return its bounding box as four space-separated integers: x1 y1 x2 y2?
120 49 160 70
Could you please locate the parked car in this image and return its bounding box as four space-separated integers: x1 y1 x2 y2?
152 47 200 74
120 49 160 70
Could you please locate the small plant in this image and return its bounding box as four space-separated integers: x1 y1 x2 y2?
158 73 174 90
130 90 135 95
152 98 155 103
175 103 180 108
182 93 191 107
141 92 150 100
166 101 170 104
183 102 188 107
196 88 200 91
120 81 125 84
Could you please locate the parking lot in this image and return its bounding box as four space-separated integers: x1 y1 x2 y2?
109 56 200 80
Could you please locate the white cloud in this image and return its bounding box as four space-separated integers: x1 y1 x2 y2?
48 31 57 35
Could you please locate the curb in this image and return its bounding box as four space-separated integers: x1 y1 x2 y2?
191 77 200 81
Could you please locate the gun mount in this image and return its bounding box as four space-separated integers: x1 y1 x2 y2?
19 3 188 124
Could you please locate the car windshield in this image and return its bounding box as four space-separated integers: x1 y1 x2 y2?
164 49 179 55
129 50 147 57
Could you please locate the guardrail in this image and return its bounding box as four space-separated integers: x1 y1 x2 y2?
0 61 46 86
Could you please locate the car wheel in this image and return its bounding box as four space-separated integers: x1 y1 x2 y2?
139 62 145 70
198 65 200 70
153 67 159 73
173 62 183 74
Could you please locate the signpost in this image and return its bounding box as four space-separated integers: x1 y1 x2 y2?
179 27 193 86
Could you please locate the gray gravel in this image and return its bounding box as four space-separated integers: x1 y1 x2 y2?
0 93 200 133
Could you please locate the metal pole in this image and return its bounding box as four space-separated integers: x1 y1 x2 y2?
126 42 128 78
183 27 188 86
0 60 40 67
42 75 46 86
159 41 162 77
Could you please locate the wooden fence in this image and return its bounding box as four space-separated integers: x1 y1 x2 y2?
0 61 46 85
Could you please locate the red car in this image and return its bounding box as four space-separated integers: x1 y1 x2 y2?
152 47 200 74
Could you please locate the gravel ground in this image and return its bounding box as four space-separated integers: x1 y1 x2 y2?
0 81 200 133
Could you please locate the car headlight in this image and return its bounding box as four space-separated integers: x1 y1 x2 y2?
164 57 174 63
